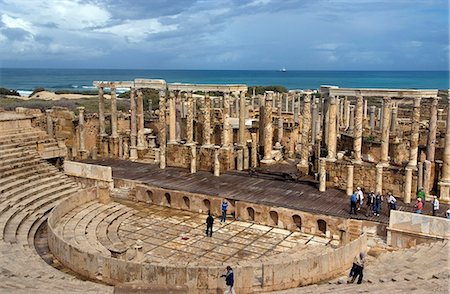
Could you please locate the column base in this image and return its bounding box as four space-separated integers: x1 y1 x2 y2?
378 162 390 167
79 150 88 160
352 159 362 165
167 141 178 145
201 144 214 149
129 147 138 161
260 159 275 166
438 180 450 203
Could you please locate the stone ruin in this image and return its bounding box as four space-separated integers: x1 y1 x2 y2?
0 80 448 293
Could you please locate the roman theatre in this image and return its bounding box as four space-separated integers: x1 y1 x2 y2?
0 79 448 293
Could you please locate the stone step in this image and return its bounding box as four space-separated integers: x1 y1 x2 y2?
0 157 43 174
1 183 77 242
0 153 38 168
0 164 58 188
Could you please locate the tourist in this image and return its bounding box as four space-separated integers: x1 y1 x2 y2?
374 193 383 216
366 191 375 216
348 252 365 284
356 187 364 211
221 266 235 294
350 191 358 215
414 198 423 214
432 196 439 216
446 208 450 219
221 200 228 224
387 192 397 211
416 187 426 208
206 211 214 237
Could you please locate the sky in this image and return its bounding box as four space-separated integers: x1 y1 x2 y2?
0 0 448 70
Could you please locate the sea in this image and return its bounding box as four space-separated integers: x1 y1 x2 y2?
0 68 448 97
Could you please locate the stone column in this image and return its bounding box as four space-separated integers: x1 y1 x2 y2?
277 95 283 144
176 92 182 141
251 133 258 168
237 148 243 171
294 97 299 124
353 95 363 163
376 164 383 194
404 167 413 203
423 160 432 195
390 105 398 132
348 105 355 133
298 94 312 168
346 165 354 196
222 92 232 148
98 86 106 137
380 97 392 166
214 146 220 176
129 89 138 160
311 100 318 145
438 109 444 121
243 142 249 170
77 106 86 158
186 91 194 144
344 98 350 130
202 92 212 147
369 106 376 130
118 135 123 159
159 90 167 169
110 85 118 138
239 91 246 146
408 97 421 168
427 98 438 162
417 161 424 190
363 98 368 119
438 100 450 202
46 110 53 137
261 91 274 164
168 91 177 144
137 90 145 150
326 95 337 161
190 144 197 173
319 158 326 192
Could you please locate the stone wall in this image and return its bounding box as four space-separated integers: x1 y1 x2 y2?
64 160 113 189
387 210 450 248
327 160 417 197
48 187 368 293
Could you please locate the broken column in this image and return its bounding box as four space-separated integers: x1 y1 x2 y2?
319 158 326 192
277 94 283 144
77 106 87 159
404 167 413 203
251 133 258 168
261 91 274 164
390 104 398 132
353 95 363 163
214 146 220 176
376 164 383 194
237 148 244 171
46 109 53 137
348 105 355 133
346 165 354 196
110 84 119 157
190 144 197 173
222 92 232 148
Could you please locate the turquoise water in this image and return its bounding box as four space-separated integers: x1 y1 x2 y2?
0 68 448 96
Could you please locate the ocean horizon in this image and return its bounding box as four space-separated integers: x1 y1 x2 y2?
0 68 448 97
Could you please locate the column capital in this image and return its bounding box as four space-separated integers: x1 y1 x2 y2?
304 94 311 103
329 95 336 104
77 106 85 112
413 97 421 107
382 96 391 103
169 91 175 98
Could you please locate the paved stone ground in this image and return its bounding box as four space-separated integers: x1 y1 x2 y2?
60 199 330 266
82 159 450 224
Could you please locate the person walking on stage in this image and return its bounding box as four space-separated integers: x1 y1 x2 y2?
221 199 228 224
221 266 236 294
205 211 214 237
432 196 439 216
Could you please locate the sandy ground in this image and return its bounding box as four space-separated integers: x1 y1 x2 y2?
7 91 111 100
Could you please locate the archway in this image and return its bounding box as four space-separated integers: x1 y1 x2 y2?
247 207 255 221
203 199 211 212
182 196 190 209
164 193 171 206
147 190 154 203
317 219 327 234
292 215 302 230
269 211 278 226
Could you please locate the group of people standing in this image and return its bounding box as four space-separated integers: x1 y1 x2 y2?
349 187 396 217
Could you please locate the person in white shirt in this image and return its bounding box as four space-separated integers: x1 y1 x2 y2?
432 196 439 216
356 187 364 211
387 192 397 210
